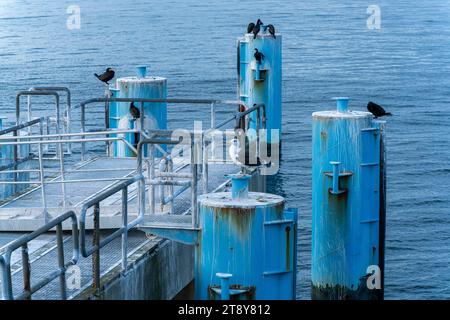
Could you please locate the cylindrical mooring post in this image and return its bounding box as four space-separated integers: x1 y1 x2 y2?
237 26 282 150
311 97 386 300
0 119 31 201
109 66 167 157
196 174 297 300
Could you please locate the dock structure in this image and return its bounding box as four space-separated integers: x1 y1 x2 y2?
0 79 270 299
0 25 298 301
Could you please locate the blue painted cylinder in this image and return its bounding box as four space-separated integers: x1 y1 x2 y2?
311 98 385 300
110 66 167 157
0 125 31 200
196 175 297 300
238 28 282 146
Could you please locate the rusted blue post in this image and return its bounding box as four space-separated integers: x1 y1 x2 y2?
110 66 167 157
311 97 386 300
196 174 297 300
237 26 282 148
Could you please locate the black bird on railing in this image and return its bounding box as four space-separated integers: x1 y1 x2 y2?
254 48 264 63
247 22 255 34
367 101 392 118
129 102 140 119
253 19 263 39
94 68 115 85
266 24 276 38
129 102 141 147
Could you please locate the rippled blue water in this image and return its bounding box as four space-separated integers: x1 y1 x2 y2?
1 0 450 299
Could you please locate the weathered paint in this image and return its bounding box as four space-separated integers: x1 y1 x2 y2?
0 128 31 201
311 98 385 300
196 176 297 300
111 66 167 157
237 30 282 145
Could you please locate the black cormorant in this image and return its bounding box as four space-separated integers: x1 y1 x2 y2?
94 68 115 85
129 102 140 119
253 19 263 39
247 22 255 34
254 48 264 63
367 101 392 118
266 24 276 38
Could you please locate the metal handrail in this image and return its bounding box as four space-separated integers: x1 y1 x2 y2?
28 87 72 154
136 136 200 226
78 173 145 292
0 117 46 194
0 210 79 300
77 97 246 160
0 129 140 212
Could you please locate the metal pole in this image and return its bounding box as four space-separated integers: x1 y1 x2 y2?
191 141 198 228
81 104 86 161
121 187 128 271
56 223 67 300
210 102 215 129
92 203 100 295
159 160 165 212
58 136 67 207
202 136 208 194
149 146 155 214
37 132 47 218
104 86 111 157
168 158 174 214
21 244 31 300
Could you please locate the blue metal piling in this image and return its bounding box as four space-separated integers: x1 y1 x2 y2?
237 27 282 146
311 97 386 300
196 174 297 300
110 66 167 157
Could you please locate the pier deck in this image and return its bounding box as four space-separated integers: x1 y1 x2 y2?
0 157 237 231
0 156 238 299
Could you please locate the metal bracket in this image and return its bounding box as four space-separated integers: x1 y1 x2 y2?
324 161 353 195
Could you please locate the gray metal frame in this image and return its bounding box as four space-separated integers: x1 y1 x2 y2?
0 210 79 300
78 173 145 294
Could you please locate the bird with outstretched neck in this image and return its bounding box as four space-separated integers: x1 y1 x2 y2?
367 101 392 118
253 19 263 39
94 68 115 85
254 48 264 64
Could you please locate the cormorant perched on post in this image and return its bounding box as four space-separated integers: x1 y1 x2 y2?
367 101 392 118
94 68 115 85
247 22 255 34
253 19 263 39
129 102 140 119
266 24 276 38
129 102 141 147
254 48 264 63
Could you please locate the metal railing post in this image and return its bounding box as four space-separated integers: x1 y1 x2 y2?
167 158 174 214
38 141 47 219
21 244 31 300
81 103 86 161
56 223 67 300
159 160 164 212
121 187 128 271
191 140 198 228
149 146 155 214
92 203 100 295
